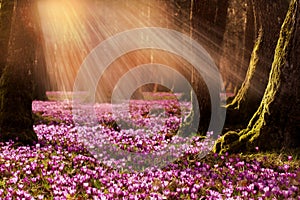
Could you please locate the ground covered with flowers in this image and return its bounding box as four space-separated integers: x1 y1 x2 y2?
0 96 299 199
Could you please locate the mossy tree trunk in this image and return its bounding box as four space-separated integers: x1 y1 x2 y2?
225 0 289 125
219 0 255 94
215 0 300 153
0 0 38 145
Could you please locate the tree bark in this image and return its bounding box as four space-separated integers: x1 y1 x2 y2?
214 0 300 153
225 0 289 125
0 0 14 74
171 0 229 134
219 0 254 94
0 0 38 145
192 0 229 65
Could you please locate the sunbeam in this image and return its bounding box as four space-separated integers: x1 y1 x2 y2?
37 0 173 96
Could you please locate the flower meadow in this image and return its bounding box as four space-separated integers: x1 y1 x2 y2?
0 97 299 199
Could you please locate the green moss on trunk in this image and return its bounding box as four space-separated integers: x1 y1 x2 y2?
214 0 298 154
224 1 289 126
225 28 262 125
227 28 262 110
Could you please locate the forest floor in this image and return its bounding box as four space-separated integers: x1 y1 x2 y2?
0 92 299 199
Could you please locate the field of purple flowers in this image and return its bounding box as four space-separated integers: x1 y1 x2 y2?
0 96 299 199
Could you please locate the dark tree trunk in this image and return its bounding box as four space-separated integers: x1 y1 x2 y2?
225 0 289 125
0 0 38 145
215 0 300 153
171 0 229 134
192 0 229 65
284 1 300 147
0 0 14 74
219 0 255 94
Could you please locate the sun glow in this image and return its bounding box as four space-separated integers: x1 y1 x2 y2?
37 0 177 98
38 0 232 102
38 0 90 92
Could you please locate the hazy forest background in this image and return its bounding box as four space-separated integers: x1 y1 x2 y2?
0 0 299 198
